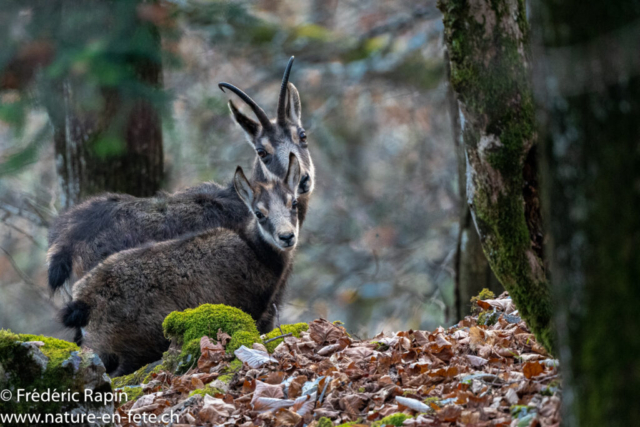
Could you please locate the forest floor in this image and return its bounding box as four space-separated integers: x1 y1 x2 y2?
115 293 561 426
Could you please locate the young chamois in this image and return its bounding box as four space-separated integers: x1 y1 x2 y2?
47 57 314 332
61 155 302 376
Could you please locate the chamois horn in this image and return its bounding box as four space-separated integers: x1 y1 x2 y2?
218 82 272 130
277 56 295 125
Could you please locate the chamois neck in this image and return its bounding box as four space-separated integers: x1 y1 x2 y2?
241 219 292 278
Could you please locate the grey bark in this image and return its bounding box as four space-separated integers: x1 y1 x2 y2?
439 0 554 351
446 55 502 319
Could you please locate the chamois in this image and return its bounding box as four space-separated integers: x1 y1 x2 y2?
60 155 302 376
47 57 314 327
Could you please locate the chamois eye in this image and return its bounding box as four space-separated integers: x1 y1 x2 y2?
257 149 267 158
292 199 298 208
298 129 307 143
255 211 265 220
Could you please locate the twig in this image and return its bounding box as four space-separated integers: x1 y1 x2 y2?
0 213 45 249
0 246 36 287
0 201 49 228
318 376 331 405
263 333 293 344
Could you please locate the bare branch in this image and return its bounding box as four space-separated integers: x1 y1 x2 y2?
0 245 37 288
0 200 50 228
0 213 46 249
263 333 293 344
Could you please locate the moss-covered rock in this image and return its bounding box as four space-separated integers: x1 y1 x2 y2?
111 361 162 388
228 331 261 354
163 304 259 344
162 304 260 372
120 386 143 403
263 323 309 353
372 413 413 427
0 329 114 425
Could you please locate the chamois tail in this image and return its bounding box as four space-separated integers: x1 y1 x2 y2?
47 245 73 293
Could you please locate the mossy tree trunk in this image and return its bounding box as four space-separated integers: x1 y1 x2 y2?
438 0 553 351
44 0 164 209
535 2 640 425
446 56 502 319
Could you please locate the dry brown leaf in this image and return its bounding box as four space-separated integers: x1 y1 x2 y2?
274 408 302 426
287 375 308 399
437 404 463 422
217 328 232 346
252 380 285 403
309 318 346 344
465 354 488 367
199 395 235 423
523 361 545 379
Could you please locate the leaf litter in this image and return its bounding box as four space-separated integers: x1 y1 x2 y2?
116 292 561 426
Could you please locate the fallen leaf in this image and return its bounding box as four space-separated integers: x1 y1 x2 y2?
234 345 278 368
396 396 431 413
523 361 545 379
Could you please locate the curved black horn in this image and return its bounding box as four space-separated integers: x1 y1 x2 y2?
277 56 295 125
218 83 272 129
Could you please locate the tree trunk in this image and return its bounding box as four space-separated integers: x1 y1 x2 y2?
438 0 554 352
46 0 164 208
446 55 502 319
535 2 640 425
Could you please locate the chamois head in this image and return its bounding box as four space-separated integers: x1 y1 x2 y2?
219 56 314 198
233 153 302 251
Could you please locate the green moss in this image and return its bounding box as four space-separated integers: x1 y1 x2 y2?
477 310 500 326
142 363 165 384
224 358 243 373
317 417 334 427
511 405 536 419
189 384 224 398
372 413 413 427
121 386 143 403
438 0 555 353
163 304 260 372
0 330 106 415
163 304 259 344
112 362 161 388
470 288 495 308
422 396 440 411
228 330 261 354
263 323 309 352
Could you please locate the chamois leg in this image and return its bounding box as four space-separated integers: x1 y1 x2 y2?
99 353 120 374
110 356 140 377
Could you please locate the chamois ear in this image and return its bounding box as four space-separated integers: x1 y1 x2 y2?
285 83 302 125
233 166 254 207
228 100 260 142
285 153 302 193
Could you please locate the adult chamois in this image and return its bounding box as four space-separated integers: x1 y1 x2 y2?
61 155 302 376
48 57 314 332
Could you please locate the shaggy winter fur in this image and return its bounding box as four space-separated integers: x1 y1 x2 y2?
61 158 301 376
48 59 314 333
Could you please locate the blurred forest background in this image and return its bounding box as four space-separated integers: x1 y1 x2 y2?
0 0 468 341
